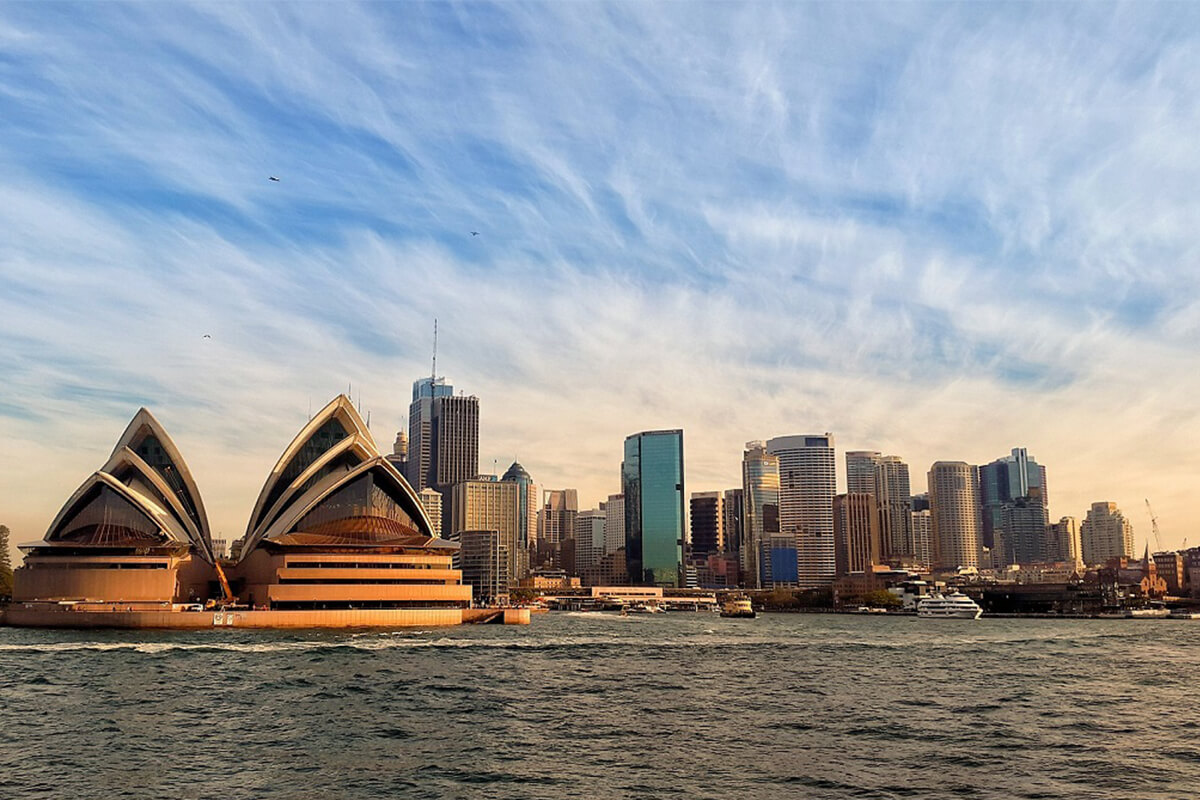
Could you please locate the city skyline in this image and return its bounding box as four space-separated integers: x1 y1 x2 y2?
3 2 1200 558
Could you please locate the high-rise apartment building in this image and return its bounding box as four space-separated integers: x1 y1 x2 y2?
1081 502 1134 566
602 493 625 554
623 430 685 587
417 487 443 538
1046 516 1082 568
573 510 607 572
723 488 744 559
833 492 881 576
911 509 933 568
742 441 780 590
874 456 913 562
928 461 981 570
767 434 836 588
845 451 882 496
406 377 453 492
689 491 724 557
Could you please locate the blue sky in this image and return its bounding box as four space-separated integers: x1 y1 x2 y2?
3 2 1199 551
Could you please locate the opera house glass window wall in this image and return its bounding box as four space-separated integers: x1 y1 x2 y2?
622 430 685 587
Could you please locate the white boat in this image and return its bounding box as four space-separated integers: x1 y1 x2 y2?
1128 608 1170 618
917 591 982 619
1169 610 1200 619
622 603 665 615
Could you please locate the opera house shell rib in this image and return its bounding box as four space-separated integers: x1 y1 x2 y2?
234 395 471 624
12 409 216 608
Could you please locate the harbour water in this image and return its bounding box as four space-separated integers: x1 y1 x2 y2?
2 612 1198 799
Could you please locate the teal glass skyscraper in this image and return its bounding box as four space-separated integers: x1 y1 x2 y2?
622 430 685 587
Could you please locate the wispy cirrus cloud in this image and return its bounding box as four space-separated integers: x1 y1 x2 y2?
2 2 1199 552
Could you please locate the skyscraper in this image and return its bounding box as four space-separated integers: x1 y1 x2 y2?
928 461 981 570
979 447 1048 554
573 510 607 572
910 509 933 568
406 377 453 492
431 394 479 491
742 441 780 590
623 430 685 587
1000 497 1051 565
767 434 836 588
603 493 625 554
1081 502 1134 566
874 456 913 563
845 451 882 496
501 461 538 580
834 493 881 576
539 489 579 545
451 477 521 586
723 488 744 559
689 491 724 557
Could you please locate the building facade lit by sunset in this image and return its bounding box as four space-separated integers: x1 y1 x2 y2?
767 434 836 588
928 461 981 570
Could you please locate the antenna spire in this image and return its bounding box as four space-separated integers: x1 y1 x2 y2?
431 317 438 385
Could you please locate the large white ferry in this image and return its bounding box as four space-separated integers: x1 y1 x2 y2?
917 591 982 619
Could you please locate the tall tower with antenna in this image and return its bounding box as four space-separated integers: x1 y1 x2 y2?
404 316 482 507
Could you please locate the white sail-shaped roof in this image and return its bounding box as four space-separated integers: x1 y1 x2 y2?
37 409 214 560
239 395 438 560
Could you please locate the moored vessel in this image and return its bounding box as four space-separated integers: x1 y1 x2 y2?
917 591 982 619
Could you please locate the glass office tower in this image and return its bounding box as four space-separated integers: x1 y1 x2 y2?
622 430 685 587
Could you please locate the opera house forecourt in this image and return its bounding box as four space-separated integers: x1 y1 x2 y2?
5 396 526 628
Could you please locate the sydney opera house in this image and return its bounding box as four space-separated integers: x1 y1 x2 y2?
6 396 496 628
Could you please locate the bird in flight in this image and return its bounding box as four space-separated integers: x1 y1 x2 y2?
202 334 212 339
470 231 479 236
269 176 280 182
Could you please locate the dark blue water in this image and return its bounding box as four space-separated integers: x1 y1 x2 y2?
1 612 1198 799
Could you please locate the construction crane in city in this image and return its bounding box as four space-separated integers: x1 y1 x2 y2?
1145 498 1164 553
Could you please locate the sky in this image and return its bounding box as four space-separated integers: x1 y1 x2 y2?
3 2 1200 561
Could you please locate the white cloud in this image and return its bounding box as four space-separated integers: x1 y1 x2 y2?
2 2 1200 559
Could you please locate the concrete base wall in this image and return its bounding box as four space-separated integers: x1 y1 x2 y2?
462 608 531 625
3 605 464 629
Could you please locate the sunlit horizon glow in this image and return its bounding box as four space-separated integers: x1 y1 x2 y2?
3 2 1199 558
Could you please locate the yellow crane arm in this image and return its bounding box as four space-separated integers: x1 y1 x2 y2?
213 559 235 604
